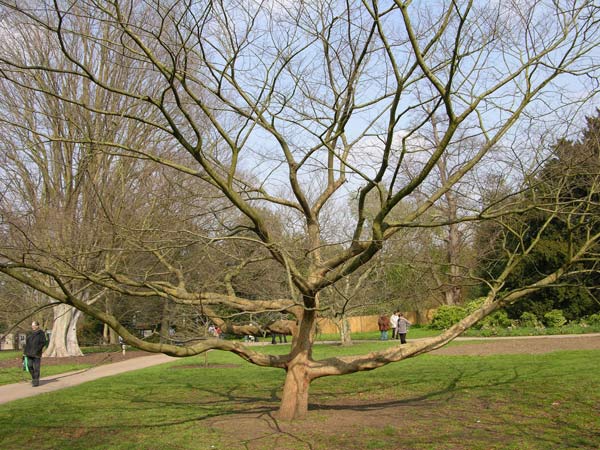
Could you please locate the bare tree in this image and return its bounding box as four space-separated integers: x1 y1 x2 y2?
321 264 380 345
0 7 184 355
0 1 598 420
394 114 487 306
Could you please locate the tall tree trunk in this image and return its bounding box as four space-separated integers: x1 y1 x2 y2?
443 202 463 305
340 316 352 346
103 297 119 344
160 297 170 344
103 323 109 344
415 308 429 325
44 304 84 357
103 323 119 344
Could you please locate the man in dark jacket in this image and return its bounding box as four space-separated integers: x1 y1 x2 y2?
23 321 47 387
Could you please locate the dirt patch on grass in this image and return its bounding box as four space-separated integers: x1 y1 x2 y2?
205 398 529 450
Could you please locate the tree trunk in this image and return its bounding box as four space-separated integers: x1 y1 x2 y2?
415 308 429 325
277 307 317 420
160 297 170 344
340 316 352 346
443 215 463 305
277 354 312 420
44 304 84 357
103 323 119 344
103 297 119 344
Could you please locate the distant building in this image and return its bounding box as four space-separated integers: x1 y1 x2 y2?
0 332 27 351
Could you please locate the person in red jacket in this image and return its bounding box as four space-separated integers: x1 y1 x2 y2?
377 314 391 340
23 321 47 387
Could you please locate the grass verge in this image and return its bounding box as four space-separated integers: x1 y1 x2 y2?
0 363 93 386
0 346 127 386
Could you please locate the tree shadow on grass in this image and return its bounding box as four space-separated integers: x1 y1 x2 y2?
91 365 492 428
95 362 506 419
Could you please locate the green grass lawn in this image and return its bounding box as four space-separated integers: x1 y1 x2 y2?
0 342 598 450
0 350 21 362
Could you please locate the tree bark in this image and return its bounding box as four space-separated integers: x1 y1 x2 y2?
277 307 317 419
44 304 84 357
277 353 312 420
103 323 119 345
103 298 119 344
160 298 170 344
340 317 352 346
443 220 463 305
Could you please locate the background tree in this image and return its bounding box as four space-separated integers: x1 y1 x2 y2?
0 0 598 421
0 275 53 335
0 11 169 355
477 112 600 321
394 114 484 306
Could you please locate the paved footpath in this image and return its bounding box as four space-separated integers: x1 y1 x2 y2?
0 353 177 405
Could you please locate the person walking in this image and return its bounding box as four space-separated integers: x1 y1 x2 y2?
23 321 47 387
271 332 287 344
390 311 399 339
118 336 127 355
397 313 412 344
377 314 391 340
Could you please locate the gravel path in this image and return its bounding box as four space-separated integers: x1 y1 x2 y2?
432 333 600 355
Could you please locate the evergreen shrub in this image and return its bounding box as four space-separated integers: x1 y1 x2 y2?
543 309 567 328
582 313 600 326
429 305 467 330
519 311 543 328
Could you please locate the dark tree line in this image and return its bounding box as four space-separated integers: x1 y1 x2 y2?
477 112 600 321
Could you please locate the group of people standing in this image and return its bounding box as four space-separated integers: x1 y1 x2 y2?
208 324 223 339
377 311 411 344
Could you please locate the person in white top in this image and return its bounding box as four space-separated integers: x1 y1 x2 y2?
389 311 399 339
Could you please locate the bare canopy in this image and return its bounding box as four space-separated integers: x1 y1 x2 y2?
0 0 598 420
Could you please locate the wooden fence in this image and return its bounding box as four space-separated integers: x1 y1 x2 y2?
316 310 436 335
